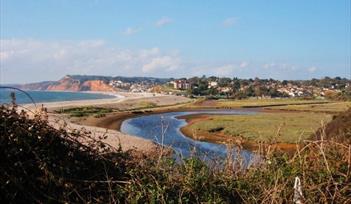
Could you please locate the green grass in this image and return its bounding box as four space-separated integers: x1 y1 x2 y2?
137 101 158 109
215 98 329 108
188 112 332 143
56 106 113 117
267 101 351 113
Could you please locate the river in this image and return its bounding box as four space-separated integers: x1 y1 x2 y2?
121 109 259 163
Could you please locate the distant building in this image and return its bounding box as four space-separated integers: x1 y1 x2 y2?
171 80 190 90
109 80 130 88
218 87 232 93
208 81 218 88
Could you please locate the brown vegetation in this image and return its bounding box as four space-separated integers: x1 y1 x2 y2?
314 108 351 143
1 100 350 203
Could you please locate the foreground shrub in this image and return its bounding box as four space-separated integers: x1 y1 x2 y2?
0 104 130 203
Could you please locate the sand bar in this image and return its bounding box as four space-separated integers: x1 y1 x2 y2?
21 92 192 153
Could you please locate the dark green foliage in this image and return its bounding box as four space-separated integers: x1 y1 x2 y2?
1 105 130 203
208 127 224 133
56 106 113 117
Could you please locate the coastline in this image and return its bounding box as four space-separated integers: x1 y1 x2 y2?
76 104 196 131
22 91 164 111
29 94 328 154
37 93 192 153
48 113 158 153
68 98 333 153
0 89 122 107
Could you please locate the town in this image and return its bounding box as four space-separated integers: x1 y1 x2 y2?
108 76 351 100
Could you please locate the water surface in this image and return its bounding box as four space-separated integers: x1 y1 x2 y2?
121 110 257 163
0 89 115 104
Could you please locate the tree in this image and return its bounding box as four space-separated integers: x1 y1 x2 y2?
245 86 255 97
232 80 241 91
218 77 231 87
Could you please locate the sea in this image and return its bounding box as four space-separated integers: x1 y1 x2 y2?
0 89 116 105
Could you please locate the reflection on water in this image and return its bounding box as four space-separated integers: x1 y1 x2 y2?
121 110 259 164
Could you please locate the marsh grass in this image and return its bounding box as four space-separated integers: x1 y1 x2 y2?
137 101 158 109
267 101 351 113
188 112 332 143
215 98 329 108
56 106 113 117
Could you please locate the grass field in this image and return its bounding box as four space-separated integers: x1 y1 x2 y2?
215 98 329 108
266 101 351 113
187 98 331 109
187 112 332 143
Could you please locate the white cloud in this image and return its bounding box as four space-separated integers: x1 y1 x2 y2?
239 61 248 68
262 62 296 71
0 38 326 83
263 63 276 69
307 66 317 73
190 62 248 77
155 17 173 27
122 27 141 36
222 17 238 28
213 64 236 76
142 56 180 73
0 39 183 83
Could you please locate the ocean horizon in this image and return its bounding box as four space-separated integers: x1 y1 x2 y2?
0 89 116 105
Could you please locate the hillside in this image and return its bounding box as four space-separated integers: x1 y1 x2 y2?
12 75 171 92
46 76 115 92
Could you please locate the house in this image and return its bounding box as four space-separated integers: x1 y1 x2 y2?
171 80 190 90
208 81 218 88
109 80 131 88
218 87 232 93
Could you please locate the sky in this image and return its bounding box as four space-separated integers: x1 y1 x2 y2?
0 0 350 83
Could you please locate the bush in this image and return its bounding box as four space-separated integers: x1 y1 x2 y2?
1 104 130 203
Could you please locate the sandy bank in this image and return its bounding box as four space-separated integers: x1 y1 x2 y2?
35 94 192 153
22 92 164 111
49 114 157 152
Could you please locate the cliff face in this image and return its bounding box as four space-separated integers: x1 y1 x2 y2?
80 80 115 92
47 76 81 91
20 75 116 92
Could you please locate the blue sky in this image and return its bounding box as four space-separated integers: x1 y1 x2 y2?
0 0 350 83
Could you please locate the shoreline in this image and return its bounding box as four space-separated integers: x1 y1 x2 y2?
10 92 191 153
39 97 335 153
77 106 197 131
48 113 158 153
81 105 259 132
78 105 299 149
0 89 122 107
22 91 166 111
42 94 192 153
70 99 339 153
